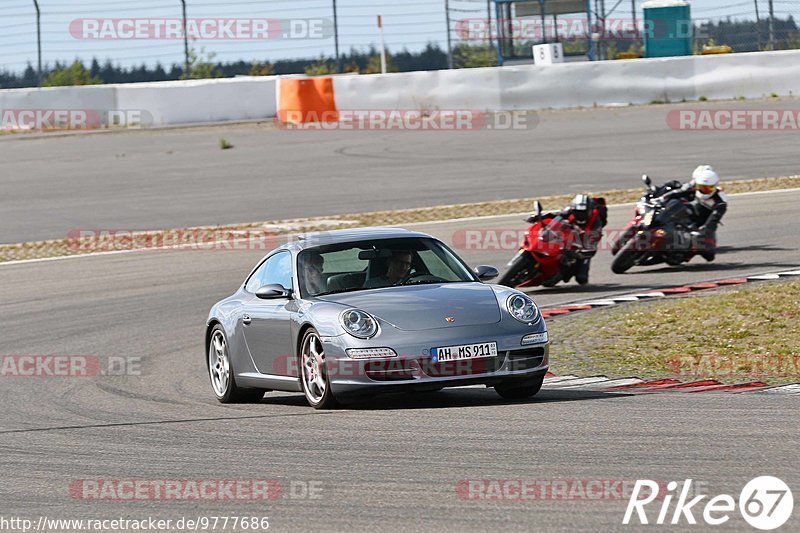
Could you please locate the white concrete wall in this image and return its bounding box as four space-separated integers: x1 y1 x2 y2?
115 77 277 125
0 76 277 129
2 49 798 129
0 85 117 129
332 68 502 111
333 49 800 111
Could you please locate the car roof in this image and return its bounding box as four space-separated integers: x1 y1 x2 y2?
282 227 434 252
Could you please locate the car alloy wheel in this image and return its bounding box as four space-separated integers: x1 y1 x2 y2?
300 329 338 409
208 325 264 403
209 329 230 398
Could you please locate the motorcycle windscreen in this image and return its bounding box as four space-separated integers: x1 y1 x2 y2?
536 216 578 256
656 200 694 225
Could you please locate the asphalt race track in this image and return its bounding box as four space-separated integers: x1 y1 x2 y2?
1 189 798 531
1 97 800 244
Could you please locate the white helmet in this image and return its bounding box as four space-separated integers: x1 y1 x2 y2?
692 165 719 200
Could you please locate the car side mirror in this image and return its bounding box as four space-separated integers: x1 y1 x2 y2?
474 265 499 281
255 284 292 299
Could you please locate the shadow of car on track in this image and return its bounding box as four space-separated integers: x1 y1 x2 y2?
257 388 632 411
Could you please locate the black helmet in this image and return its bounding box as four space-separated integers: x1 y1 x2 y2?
570 194 590 224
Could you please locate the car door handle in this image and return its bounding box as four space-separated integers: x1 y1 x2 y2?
242 314 252 326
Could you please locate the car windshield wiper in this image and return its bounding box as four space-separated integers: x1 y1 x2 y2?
399 279 459 286
314 287 366 296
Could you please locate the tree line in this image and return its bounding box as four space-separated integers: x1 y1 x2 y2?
0 44 450 88
1 16 797 88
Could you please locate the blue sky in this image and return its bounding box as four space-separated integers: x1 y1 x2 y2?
0 0 795 74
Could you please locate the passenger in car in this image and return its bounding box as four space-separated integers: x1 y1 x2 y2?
300 251 327 295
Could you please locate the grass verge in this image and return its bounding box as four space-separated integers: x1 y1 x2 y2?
548 279 800 385
1 175 798 263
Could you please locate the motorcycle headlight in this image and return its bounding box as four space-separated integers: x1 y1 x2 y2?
506 294 540 324
340 309 379 339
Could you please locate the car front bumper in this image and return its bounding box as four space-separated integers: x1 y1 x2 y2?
321 322 549 398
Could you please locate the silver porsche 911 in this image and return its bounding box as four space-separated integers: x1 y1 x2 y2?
205 228 549 409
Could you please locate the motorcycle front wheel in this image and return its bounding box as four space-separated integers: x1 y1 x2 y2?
498 251 538 287
611 240 640 274
611 228 635 255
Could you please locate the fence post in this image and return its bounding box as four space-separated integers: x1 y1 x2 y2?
767 0 775 50
333 0 341 72
754 0 761 50
445 0 453 68
33 0 42 86
486 0 494 54
180 0 190 77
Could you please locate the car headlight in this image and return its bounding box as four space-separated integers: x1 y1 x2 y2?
506 294 540 324
340 309 379 339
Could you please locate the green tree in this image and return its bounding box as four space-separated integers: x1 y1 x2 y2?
248 62 275 76
605 41 619 60
304 56 337 76
364 53 397 74
453 44 497 68
343 61 361 73
788 32 800 50
42 60 102 87
183 47 220 80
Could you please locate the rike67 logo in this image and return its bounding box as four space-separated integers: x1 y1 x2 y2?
623 477 793 530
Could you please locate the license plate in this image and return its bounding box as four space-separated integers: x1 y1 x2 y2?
431 342 498 363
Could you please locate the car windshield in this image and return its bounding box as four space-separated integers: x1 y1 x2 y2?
297 237 477 298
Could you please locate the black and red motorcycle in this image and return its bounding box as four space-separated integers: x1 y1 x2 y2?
610 175 713 274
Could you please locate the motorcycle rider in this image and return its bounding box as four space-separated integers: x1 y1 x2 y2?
543 194 607 285
656 165 727 261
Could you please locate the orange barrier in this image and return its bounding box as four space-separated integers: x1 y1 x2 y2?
277 77 338 124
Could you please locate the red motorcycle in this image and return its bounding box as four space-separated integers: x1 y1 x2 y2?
498 201 588 288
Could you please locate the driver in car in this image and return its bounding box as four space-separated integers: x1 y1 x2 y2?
364 250 413 288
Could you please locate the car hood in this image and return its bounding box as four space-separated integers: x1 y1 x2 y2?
315 283 501 331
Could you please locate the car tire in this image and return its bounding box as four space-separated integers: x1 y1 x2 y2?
208 325 264 404
299 328 339 410
495 374 545 400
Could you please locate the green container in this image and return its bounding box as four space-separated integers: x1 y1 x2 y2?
642 0 693 58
